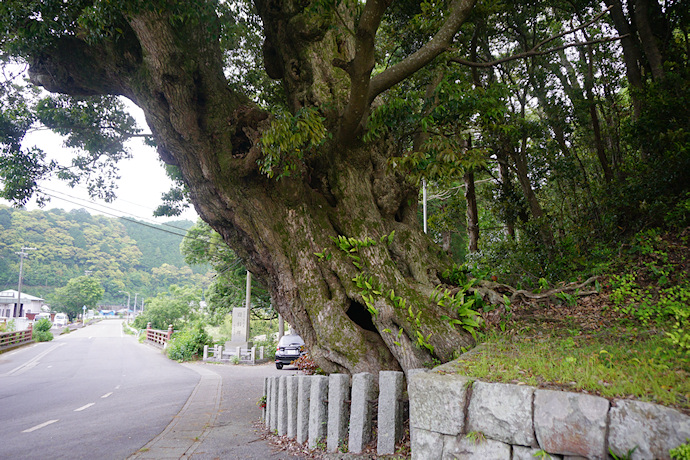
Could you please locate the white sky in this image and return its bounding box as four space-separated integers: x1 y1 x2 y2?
1 95 199 224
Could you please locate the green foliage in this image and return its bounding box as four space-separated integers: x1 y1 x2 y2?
33 317 53 342
435 286 481 336
132 285 200 330
166 322 213 362
259 107 328 179
0 206 205 305
53 276 104 320
180 220 273 325
670 439 690 460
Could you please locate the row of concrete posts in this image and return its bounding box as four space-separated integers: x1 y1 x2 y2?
263 371 405 455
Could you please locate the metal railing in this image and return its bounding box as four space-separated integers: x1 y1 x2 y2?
145 323 174 349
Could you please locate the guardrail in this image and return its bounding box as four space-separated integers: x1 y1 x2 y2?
0 323 33 351
145 323 174 349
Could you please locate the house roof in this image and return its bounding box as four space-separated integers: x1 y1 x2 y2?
0 289 45 303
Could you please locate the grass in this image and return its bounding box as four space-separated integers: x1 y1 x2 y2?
441 328 689 411
440 227 690 413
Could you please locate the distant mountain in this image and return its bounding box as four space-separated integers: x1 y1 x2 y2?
0 205 210 305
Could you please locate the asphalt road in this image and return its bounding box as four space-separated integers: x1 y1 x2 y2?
0 319 199 460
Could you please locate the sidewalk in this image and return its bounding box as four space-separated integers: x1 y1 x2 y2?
129 361 303 460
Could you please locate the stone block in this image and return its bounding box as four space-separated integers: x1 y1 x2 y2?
269 376 279 432
277 375 288 435
262 377 268 422
286 376 298 439
327 374 350 452
608 399 690 460
308 375 329 449
296 375 311 444
467 381 536 446
534 390 609 460
409 372 471 435
512 445 563 460
410 428 444 460
378 370 404 454
442 434 511 460
349 372 375 453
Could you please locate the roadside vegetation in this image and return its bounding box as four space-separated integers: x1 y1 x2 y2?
447 212 690 413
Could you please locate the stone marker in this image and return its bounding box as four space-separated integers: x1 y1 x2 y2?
297 375 312 444
378 370 404 454
349 372 375 453
308 375 329 449
327 374 350 452
224 307 253 351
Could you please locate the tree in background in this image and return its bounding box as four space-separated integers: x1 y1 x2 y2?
53 276 104 320
181 220 273 325
132 285 201 330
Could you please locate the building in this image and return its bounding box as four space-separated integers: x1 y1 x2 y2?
0 289 46 319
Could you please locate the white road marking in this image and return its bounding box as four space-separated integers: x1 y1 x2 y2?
4 343 64 376
22 420 59 433
101 392 113 398
74 403 95 412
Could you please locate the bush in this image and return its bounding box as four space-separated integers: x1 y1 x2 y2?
33 318 54 342
253 337 277 360
166 322 212 362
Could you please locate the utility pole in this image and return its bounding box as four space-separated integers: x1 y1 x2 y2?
15 247 36 318
119 291 130 317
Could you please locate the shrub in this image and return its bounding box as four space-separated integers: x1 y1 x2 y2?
253 337 277 360
166 322 212 362
33 318 54 342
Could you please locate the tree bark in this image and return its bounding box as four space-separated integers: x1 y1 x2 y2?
464 168 479 253
23 3 477 376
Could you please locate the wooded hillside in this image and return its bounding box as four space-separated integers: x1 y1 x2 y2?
0 205 208 305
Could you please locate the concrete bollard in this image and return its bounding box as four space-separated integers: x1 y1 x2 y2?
297 375 312 444
286 376 298 439
250 346 256 364
377 370 404 455
349 372 375 453
203 345 209 360
270 376 279 432
277 376 288 435
327 374 350 452
265 377 273 428
308 375 329 449
262 377 268 422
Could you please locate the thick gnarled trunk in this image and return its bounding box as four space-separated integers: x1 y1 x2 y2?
23 2 477 375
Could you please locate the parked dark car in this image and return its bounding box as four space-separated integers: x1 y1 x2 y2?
275 333 305 369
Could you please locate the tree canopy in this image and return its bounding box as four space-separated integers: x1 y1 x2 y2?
0 0 687 375
53 275 104 319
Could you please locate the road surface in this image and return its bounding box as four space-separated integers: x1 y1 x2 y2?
0 319 199 459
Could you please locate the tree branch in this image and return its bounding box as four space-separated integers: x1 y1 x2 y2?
449 6 624 69
451 36 627 68
338 0 392 143
367 0 476 102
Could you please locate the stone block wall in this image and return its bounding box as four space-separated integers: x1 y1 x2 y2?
409 371 690 460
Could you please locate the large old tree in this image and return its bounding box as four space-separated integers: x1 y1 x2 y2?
1 0 483 374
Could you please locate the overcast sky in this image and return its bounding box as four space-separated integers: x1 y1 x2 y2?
1 95 199 224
